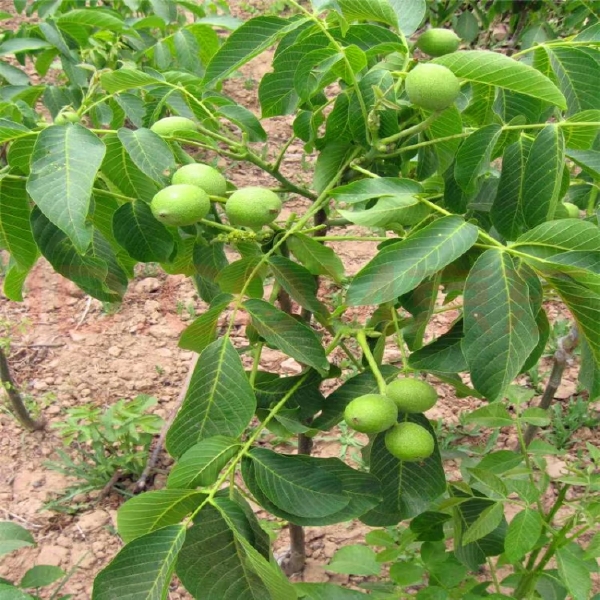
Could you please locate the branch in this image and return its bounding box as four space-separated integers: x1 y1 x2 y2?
134 353 198 492
0 346 45 431
523 325 579 446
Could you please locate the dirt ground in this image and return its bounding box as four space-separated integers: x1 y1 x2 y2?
1 2 599 599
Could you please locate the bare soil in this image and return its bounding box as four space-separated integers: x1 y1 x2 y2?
1 2 598 598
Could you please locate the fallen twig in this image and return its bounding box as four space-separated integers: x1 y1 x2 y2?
134 354 198 493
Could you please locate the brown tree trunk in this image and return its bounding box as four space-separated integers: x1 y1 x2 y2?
0 346 45 431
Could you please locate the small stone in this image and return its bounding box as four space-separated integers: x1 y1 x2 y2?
281 358 302 374
546 457 567 478
148 325 180 339
36 545 69 567
555 380 577 399
78 509 109 533
33 380 48 391
134 277 161 294
108 346 122 357
302 560 329 583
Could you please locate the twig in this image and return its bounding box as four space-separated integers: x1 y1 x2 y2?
134 354 199 493
0 346 45 431
0 509 43 528
284 433 313 575
11 342 65 348
97 469 123 502
75 296 92 329
523 325 579 447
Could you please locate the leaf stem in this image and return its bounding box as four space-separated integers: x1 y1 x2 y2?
287 0 371 143
312 235 390 242
355 330 387 395
379 110 441 146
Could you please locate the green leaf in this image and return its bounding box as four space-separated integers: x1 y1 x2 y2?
0 38 52 55
296 583 368 599
580 335 600 402
521 125 565 229
101 134 160 202
166 338 256 457
205 16 308 84
339 195 426 227
389 0 425 35
556 545 592 600
433 51 566 109
401 274 441 351
490 137 530 240
504 509 543 562
243 454 381 526
0 61 29 85
20 565 64 589
117 490 204 543
175 504 268 600
408 319 467 373
31 209 122 302
288 233 345 283
215 256 265 298
521 407 550 426
428 106 463 173
454 494 506 568
347 216 479 306
476 451 522 475
463 250 539 401
56 7 124 29
330 177 422 204
0 586 35 599
218 104 266 142
0 522 34 556
178 294 232 354
462 502 504 545
0 177 37 269
248 448 349 518
0 120 31 145
563 110 600 149
512 218 600 258
243 299 329 375
7 136 36 174
566 149 600 179
100 69 163 94
454 124 502 194
545 47 600 116
464 403 513 428
332 178 427 227
269 255 327 317
337 0 398 27
167 436 241 489
361 415 446 526
212 498 295 600
92 525 185 600
326 545 380 576
314 141 355 194
312 366 399 430
27 124 105 252
3 262 31 302
112 201 173 263
390 562 425 586
117 128 175 185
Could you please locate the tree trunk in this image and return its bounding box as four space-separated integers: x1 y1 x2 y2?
0 346 44 431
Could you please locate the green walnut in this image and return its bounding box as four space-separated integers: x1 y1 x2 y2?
385 422 435 462
405 63 460 112
150 184 210 227
416 28 461 57
344 394 398 434
225 187 282 229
